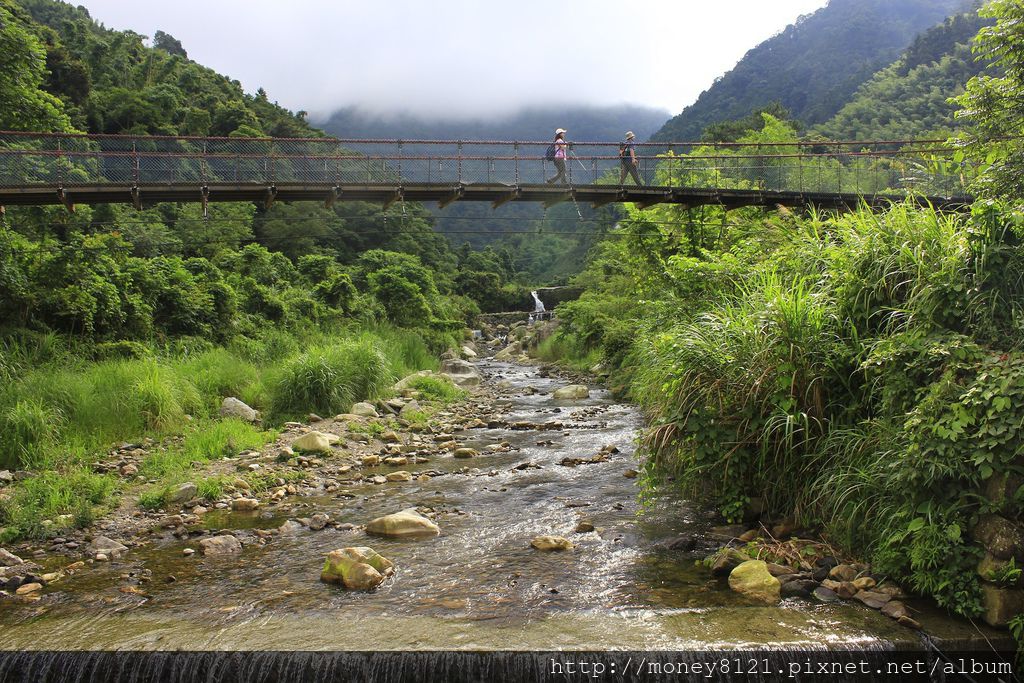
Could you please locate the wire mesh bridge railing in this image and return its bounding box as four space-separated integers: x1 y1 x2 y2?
0 131 973 209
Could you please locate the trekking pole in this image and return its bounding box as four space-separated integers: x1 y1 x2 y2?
569 146 588 173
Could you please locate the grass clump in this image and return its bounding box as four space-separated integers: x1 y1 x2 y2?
137 487 168 511
405 375 465 403
141 419 275 479
0 469 116 539
271 338 394 418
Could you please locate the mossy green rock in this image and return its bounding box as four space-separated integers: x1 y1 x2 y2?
710 548 750 577
980 583 1024 628
728 560 781 604
321 547 394 590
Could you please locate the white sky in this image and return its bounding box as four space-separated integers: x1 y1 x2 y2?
78 0 830 120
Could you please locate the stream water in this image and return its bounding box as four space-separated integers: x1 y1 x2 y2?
0 360 1001 657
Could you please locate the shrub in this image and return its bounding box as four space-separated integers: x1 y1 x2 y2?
272 339 394 418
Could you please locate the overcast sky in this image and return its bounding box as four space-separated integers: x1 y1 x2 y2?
79 0 830 121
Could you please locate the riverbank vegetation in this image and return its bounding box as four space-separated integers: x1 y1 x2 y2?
545 1 1024 628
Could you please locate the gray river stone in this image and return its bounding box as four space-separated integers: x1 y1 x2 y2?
219 397 260 423
0 548 24 566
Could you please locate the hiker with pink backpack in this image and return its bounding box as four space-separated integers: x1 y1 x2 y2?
545 128 569 184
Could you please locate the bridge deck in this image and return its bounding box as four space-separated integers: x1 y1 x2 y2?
0 182 971 212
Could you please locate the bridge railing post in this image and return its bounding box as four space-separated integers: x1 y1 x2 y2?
397 140 403 184
132 140 139 187
457 141 463 184
514 142 519 185
56 137 63 188
836 150 842 194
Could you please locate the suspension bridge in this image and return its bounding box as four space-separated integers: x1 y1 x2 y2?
0 131 973 214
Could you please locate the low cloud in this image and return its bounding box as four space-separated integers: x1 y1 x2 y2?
82 0 828 119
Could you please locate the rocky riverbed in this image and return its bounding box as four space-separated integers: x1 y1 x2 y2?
0 341 1011 652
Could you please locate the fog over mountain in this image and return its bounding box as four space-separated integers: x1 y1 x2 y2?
315 104 671 142
76 0 828 121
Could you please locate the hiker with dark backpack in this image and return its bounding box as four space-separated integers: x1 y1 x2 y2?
545 128 569 185
619 131 643 186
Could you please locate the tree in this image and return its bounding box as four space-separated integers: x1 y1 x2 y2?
153 30 187 58
954 0 1024 203
0 2 71 131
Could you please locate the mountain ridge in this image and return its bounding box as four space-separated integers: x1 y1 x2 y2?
651 0 970 142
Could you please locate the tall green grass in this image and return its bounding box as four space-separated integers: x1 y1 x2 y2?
596 202 1024 616
271 338 394 418
0 323 441 540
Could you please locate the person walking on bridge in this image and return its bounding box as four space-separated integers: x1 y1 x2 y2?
619 131 643 186
546 128 569 185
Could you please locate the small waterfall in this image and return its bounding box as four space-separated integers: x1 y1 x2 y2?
531 291 545 313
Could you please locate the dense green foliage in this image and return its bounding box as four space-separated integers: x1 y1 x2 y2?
816 10 991 139
551 93 1024 619
955 0 1024 204
652 0 969 142
0 1 71 131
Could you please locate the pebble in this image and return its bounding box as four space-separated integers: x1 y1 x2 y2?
183 548 195 556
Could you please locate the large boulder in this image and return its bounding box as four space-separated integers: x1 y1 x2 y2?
972 515 1024 562
531 536 574 551
728 560 781 604
219 397 260 423
0 548 23 566
553 385 589 400
199 535 242 556
89 536 129 561
350 402 379 418
494 343 521 361
439 359 482 388
169 482 198 505
365 508 440 539
981 583 1024 628
321 547 394 590
292 431 340 454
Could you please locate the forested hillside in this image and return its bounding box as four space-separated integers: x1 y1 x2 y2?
9 0 313 137
815 9 992 139
651 0 970 142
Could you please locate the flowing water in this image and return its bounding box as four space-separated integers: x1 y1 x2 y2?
0 360 999 653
